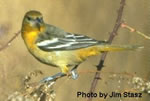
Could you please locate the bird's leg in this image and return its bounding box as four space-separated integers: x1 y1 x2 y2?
40 65 79 82
70 65 79 80
41 66 68 83
40 72 66 83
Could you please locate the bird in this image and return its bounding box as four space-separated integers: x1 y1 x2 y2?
21 10 142 82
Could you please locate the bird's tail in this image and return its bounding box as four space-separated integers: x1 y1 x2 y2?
76 44 143 60
97 44 144 52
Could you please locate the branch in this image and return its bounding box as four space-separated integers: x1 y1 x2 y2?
87 0 126 101
121 23 150 39
0 30 21 51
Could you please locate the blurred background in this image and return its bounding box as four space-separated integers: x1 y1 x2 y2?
0 0 150 101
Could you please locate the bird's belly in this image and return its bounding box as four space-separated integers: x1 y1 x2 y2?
29 47 81 67
28 45 101 68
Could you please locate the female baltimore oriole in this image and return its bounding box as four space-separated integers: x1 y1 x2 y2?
21 10 143 82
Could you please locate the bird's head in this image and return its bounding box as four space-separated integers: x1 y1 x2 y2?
22 10 45 31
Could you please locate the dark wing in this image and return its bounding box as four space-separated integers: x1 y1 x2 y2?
36 27 106 51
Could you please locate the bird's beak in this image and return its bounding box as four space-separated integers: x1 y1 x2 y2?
36 22 41 31
35 19 44 31
36 21 45 31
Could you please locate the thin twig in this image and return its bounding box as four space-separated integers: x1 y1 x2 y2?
87 0 126 101
0 30 21 51
78 70 135 77
121 23 150 39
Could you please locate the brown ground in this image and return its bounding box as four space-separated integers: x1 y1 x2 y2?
0 0 150 101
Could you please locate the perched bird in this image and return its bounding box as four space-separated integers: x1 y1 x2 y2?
21 10 142 82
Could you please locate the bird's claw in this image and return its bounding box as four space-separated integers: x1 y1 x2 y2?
40 76 56 83
40 69 79 83
70 69 79 80
40 72 66 83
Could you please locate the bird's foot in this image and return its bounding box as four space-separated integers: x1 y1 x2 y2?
40 69 78 83
40 72 66 83
40 76 55 83
70 69 79 80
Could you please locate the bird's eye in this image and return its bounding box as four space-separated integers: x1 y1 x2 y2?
27 16 31 21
